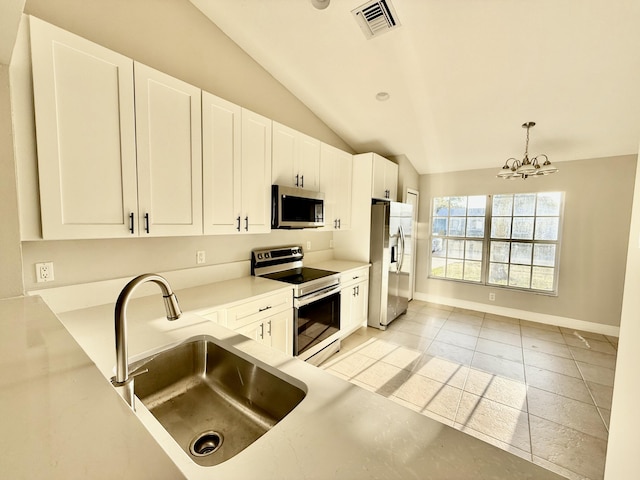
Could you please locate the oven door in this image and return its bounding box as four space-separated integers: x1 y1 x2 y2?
294 284 341 356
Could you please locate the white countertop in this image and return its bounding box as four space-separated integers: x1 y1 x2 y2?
5 273 565 480
0 295 186 480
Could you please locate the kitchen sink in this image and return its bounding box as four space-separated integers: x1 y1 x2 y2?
130 335 306 466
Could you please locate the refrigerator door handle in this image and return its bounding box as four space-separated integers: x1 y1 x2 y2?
397 225 406 273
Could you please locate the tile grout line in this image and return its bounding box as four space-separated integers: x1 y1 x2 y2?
518 318 535 463
449 309 474 427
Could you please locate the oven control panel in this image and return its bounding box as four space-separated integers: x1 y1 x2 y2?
251 245 304 272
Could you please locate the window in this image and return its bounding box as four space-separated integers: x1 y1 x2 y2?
431 195 487 282
429 192 563 294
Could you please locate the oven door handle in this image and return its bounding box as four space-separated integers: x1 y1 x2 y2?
295 284 341 308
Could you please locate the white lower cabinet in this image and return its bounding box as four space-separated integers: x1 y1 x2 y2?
236 310 292 355
340 267 369 337
217 289 293 356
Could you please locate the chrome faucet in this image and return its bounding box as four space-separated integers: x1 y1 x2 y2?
111 274 182 408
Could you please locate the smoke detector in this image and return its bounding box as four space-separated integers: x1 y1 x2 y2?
352 0 401 39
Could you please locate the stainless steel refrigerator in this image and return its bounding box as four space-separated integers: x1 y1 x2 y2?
368 200 413 330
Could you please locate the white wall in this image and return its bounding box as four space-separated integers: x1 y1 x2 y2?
604 153 640 478
416 155 637 329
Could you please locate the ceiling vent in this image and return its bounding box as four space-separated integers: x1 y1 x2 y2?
352 0 401 39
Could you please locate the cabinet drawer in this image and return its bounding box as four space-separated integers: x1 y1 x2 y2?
340 268 369 288
226 290 293 330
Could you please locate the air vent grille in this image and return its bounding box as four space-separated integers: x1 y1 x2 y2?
352 0 401 39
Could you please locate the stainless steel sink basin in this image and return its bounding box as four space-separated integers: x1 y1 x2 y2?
130 335 306 466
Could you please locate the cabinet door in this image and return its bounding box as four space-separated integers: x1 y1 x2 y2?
372 154 388 200
340 288 354 334
134 62 202 236
202 92 242 234
372 154 398 201
266 310 294 356
319 143 337 230
298 133 320 191
385 160 399 202
335 149 353 230
241 109 272 233
236 321 266 344
352 280 369 329
30 17 138 239
272 122 297 188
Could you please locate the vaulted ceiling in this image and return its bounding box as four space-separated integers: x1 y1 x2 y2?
190 0 640 175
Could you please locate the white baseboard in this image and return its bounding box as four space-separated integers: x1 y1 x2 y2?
413 292 620 337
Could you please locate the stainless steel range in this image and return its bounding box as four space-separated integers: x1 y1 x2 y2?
252 246 341 363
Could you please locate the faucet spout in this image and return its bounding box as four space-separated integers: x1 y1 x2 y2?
112 273 182 408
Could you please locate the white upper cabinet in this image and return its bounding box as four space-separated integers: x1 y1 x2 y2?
134 62 203 236
272 121 320 191
320 143 352 230
202 92 242 234
30 17 203 239
372 153 398 201
202 91 271 235
240 109 272 233
30 17 138 239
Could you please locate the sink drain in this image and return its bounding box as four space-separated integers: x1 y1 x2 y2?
189 431 224 457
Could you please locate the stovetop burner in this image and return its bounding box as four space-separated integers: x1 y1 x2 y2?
262 267 337 285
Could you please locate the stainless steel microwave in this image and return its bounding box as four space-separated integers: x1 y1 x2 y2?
271 185 324 229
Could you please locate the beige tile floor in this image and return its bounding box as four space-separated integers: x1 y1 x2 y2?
320 300 618 480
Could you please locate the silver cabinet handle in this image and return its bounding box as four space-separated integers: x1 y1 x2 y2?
295 174 299 187
301 175 304 188
338 218 341 229
245 216 249 231
144 213 150 234
129 212 135 234
258 305 272 312
267 320 272 336
236 216 241 232
259 322 264 339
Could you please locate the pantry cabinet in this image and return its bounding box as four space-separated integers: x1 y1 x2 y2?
272 122 320 191
320 143 353 231
202 92 271 234
30 16 138 239
134 62 203 236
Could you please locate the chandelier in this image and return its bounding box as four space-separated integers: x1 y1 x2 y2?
497 122 558 179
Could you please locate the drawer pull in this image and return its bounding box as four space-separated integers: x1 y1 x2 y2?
258 305 272 312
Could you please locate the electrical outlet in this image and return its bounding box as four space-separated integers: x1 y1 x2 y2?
36 262 54 283
306 241 312 251
196 251 206 265
489 292 496 301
